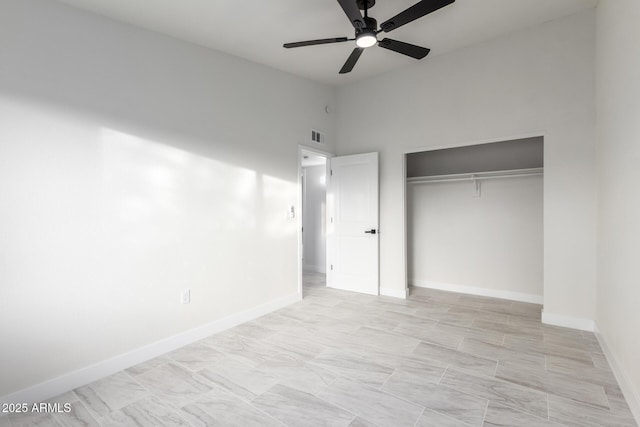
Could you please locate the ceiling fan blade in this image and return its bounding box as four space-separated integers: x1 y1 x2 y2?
339 47 365 74
337 0 365 29
378 38 430 59
284 37 350 48
380 0 454 33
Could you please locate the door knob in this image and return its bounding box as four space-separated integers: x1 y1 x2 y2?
365 229 377 234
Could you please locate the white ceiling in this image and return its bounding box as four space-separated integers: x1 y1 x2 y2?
54 0 598 86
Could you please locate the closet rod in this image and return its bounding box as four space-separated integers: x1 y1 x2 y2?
407 167 543 185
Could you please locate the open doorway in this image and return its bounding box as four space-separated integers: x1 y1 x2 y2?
299 148 329 297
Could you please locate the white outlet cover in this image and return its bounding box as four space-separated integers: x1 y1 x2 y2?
181 289 190 304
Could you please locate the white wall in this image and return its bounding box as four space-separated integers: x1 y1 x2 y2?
596 0 640 418
336 10 597 323
408 176 543 300
0 0 335 399
303 165 327 273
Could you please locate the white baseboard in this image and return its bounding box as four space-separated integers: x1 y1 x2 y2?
594 324 640 424
0 292 302 407
410 279 543 305
541 311 595 332
380 287 408 299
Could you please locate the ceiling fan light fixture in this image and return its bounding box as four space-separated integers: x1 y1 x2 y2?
356 31 377 48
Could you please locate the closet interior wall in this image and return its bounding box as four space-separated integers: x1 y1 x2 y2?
406 137 544 302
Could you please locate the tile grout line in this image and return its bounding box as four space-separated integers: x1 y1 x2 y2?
69 387 111 426
377 369 397 391
121 368 198 427
72 384 125 427
480 399 490 426
308 385 367 425
195 380 288 427
7 412 63 427
411 407 425 427
600 384 613 413
239 387 291 427
546 393 550 421
55 398 99 427
369 386 429 423
456 336 466 351
443 365 551 414
437 366 450 385
257 362 415 425
424 408 479 427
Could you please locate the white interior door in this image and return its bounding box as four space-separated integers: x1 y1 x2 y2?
326 152 379 295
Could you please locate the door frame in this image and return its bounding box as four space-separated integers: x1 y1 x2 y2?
297 145 334 298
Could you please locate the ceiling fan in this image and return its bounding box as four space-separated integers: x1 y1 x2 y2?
283 0 455 74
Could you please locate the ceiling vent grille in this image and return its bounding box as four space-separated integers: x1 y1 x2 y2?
311 129 325 144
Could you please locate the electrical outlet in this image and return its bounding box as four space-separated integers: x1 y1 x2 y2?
181 289 190 304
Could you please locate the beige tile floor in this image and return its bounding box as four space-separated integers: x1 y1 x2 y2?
4 271 637 426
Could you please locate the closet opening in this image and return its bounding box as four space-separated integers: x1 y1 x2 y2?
405 136 544 304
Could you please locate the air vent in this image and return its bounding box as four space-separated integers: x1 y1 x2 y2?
311 129 325 144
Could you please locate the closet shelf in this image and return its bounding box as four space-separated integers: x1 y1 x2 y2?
406 167 543 185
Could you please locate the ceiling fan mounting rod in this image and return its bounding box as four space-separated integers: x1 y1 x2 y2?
356 0 376 12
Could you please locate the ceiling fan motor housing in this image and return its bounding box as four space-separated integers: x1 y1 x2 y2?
357 17 378 35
